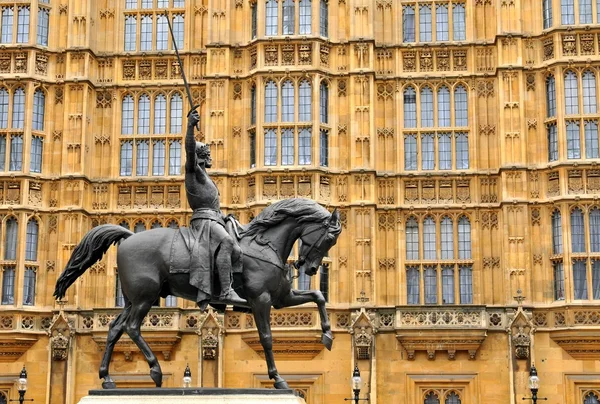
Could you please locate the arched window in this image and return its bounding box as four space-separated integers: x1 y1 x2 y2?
154 94 166 134
0 88 8 128
299 80 312 121
151 221 162 229
32 89 45 131
590 208 600 252
119 221 130 230
424 392 440 404
320 81 328 124
281 80 294 122
266 0 278 36
406 217 419 260
140 15 152 51
0 390 8 403
16 7 29 43
138 94 150 134
124 15 137 51
12 88 25 129
320 0 328 37
561 0 575 24
546 75 556 118
454 85 468 126
583 71 597 114
299 0 312 34
403 86 417 128
437 86 451 127
458 216 471 259
120 141 133 176
584 392 600 404
264 128 277 166
282 0 295 35
543 0 553 28
4 217 18 260
419 5 432 42
170 92 183 133
251 2 257 39
167 220 179 229
134 221 146 233
441 217 454 259
152 140 165 175
156 14 168 50
403 6 416 42
571 208 585 252
445 392 461 404
265 80 277 123
122 95 134 135
436 5 449 41
424 217 436 260
564 71 579 115
250 85 257 125
421 87 434 127
25 219 38 261
281 128 294 165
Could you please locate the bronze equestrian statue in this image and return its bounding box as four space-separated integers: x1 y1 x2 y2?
54 114 342 390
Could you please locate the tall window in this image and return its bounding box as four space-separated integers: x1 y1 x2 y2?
138 94 150 134
170 93 183 133
124 15 137 51
250 85 257 125
423 217 436 260
30 136 43 173
37 7 49 46
458 217 471 259
33 89 45 131
122 95 134 134
566 121 581 159
281 80 294 122
424 266 437 304
407 266 420 304
281 128 294 165
456 133 469 169
25 219 39 261
153 140 165 175
0 88 7 128
442 267 454 304
282 0 295 35
12 88 25 129
585 121 599 159
172 14 184 49
436 5 449 41
406 217 419 260
403 6 416 42
134 221 146 233
552 210 563 254
9 135 22 171
16 7 29 43
4 217 18 260
251 2 257 38
452 4 466 40
561 0 575 24
573 260 588 299
441 217 454 260
120 141 133 176
438 133 452 170
0 135 5 171
154 94 166 134
543 0 553 28
404 87 417 128
136 140 149 176
554 262 565 300
421 87 434 127
320 81 328 124
299 128 312 165
546 75 556 118
320 129 328 167
249 130 256 168
591 208 600 252
23 268 36 306
438 86 451 127
564 71 579 115
459 266 473 304
299 0 312 34
583 71 597 114
299 80 312 121
422 134 434 170
156 15 168 50
319 263 329 302
419 5 432 42
320 0 328 37
1 267 15 305
1 7 14 43
266 0 278 36
169 140 181 175
265 129 277 166
571 208 586 252
580 0 593 23
454 86 468 126
404 135 417 170
548 123 558 161
265 80 277 122
140 15 153 51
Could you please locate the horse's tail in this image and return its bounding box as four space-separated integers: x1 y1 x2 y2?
54 224 134 299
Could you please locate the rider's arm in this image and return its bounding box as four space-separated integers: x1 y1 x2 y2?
185 113 197 174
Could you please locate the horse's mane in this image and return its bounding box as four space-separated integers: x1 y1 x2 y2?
240 198 332 237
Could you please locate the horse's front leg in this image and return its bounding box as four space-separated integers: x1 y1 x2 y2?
252 292 289 389
279 289 333 351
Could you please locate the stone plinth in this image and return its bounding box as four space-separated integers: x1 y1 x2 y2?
78 388 306 404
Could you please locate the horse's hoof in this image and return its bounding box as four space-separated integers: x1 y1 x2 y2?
150 368 163 388
274 380 290 389
322 333 333 351
102 380 116 389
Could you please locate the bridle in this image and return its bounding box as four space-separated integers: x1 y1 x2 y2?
294 221 331 270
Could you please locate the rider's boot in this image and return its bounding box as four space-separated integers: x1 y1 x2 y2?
217 266 247 306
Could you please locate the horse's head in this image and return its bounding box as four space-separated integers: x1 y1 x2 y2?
297 209 342 276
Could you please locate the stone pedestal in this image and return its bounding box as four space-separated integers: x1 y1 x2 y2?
77 388 306 404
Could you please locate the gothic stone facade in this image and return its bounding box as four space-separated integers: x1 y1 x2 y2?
1 0 600 403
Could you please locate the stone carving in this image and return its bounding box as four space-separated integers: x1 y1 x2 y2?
36 53 48 75
580 34 595 55
543 38 554 60
14 52 27 73
477 80 495 97
338 79 347 97
419 50 433 71
547 172 560 197
508 307 534 360
399 309 482 327
562 34 577 56
350 308 377 360
403 51 416 72
299 44 312 64
0 53 10 73
453 50 467 71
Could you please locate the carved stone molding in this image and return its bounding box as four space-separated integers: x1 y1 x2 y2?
550 330 600 360
242 332 324 360
396 329 486 361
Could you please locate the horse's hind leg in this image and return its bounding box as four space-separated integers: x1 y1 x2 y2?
99 300 131 389
125 300 163 387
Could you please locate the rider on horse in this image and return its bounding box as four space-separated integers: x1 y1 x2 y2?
185 110 247 309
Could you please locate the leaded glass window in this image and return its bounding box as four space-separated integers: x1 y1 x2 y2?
571 208 586 252
1 7 14 43
583 71 597 114
403 6 415 42
281 80 294 122
153 140 165 176
170 93 183 133
593 260 600 300
4 217 18 260
169 140 181 175
548 123 558 161
0 135 5 171
453 4 466 40
136 140 149 176
565 71 579 114
9 135 22 171
456 133 469 169
138 95 150 134
543 0 553 28
424 266 438 304
299 128 312 165
154 95 166 134
573 260 588 299
320 81 328 124
37 7 49 46
299 80 312 121
23 267 36 306
404 135 417 170
266 0 278 36
421 87 434 127
1 267 15 305
404 86 417 128
265 81 277 123
437 86 451 127
33 89 45 131
140 15 152 51
251 2 257 39
265 129 277 166
438 133 452 170
458 216 472 259
436 5 449 41
552 210 563 254
406 217 419 260
421 133 434 170
283 0 295 35
407 267 420 304
30 136 43 173
124 15 137 51
319 263 329 302
419 5 432 42
122 95 134 134
561 0 575 24
320 129 328 167
566 121 581 159
584 392 600 404
591 208 600 252
249 130 256 168
120 141 133 176
454 85 468 126
282 128 294 165
441 217 454 260
172 14 184 49
156 15 168 50
585 121 599 159
442 266 454 304
299 0 312 34
0 88 7 128
546 75 556 117
445 392 461 404
134 221 146 233
554 262 565 300
424 217 436 260
25 219 38 261
320 0 328 37
251 85 257 125
580 0 593 23
459 266 473 304
12 88 25 129
16 7 29 43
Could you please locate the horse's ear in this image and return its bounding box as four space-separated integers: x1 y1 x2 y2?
329 208 340 224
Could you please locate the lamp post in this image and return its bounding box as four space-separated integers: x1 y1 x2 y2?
182 364 192 388
9 366 32 404
344 365 368 404
522 365 547 403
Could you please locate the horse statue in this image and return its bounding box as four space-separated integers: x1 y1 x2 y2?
54 198 342 390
